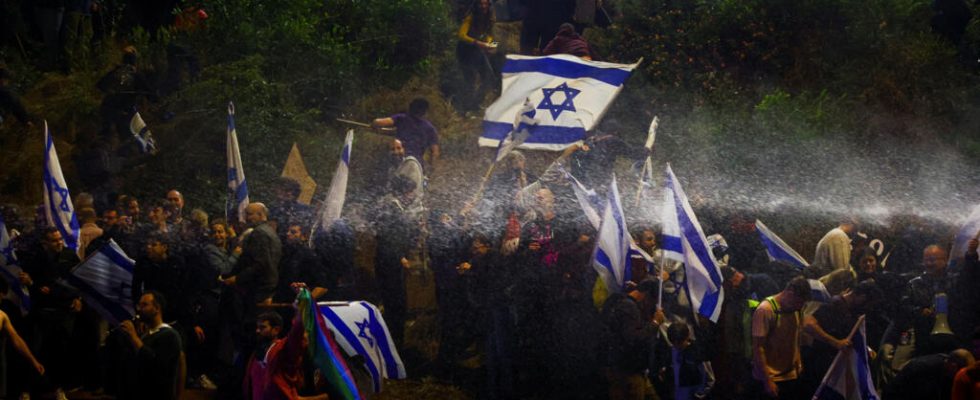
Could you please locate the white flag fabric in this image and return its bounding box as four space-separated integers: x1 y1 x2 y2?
226 102 249 223
494 98 537 163
129 111 157 154
318 301 406 393
592 175 633 294
948 203 980 271
812 316 879 400
480 54 638 151
42 122 80 251
319 130 353 227
661 164 725 322
755 219 810 269
63 239 135 325
0 216 30 315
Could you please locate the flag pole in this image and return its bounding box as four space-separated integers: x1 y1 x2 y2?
634 117 658 208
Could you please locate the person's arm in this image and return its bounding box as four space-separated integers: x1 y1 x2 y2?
457 14 478 44
371 117 397 136
803 315 851 349
751 305 778 397
1 311 44 375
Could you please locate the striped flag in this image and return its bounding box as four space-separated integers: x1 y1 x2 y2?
755 219 810 269
480 54 638 150
494 98 537 163
315 130 354 233
299 289 361 400
226 102 249 223
129 110 157 154
661 164 725 322
63 239 135 325
592 175 632 293
812 316 879 400
0 216 30 315
42 122 80 251
318 301 406 393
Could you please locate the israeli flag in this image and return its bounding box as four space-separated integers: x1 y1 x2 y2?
318 301 406 393
0 216 30 315
63 239 135 325
480 54 638 151
812 316 879 400
661 164 725 322
42 122 80 251
592 175 633 293
129 110 157 154
755 219 810 269
315 130 354 233
494 98 537 163
226 102 249 223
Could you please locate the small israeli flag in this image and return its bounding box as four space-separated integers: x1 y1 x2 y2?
592 175 633 293
812 316 879 400
755 219 810 269
63 239 135 325
318 301 407 393
226 102 249 223
315 130 354 233
0 216 30 315
129 111 157 154
42 122 80 251
661 164 725 322
480 54 638 151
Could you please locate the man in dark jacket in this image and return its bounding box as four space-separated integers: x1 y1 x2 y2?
602 280 665 400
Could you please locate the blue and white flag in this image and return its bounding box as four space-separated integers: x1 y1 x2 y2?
42 122 80 251
562 165 602 230
812 316 879 400
756 219 810 269
480 54 639 151
494 98 537 163
593 175 633 293
948 203 980 271
63 239 135 325
661 164 725 322
316 130 354 232
0 216 30 315
318 301 406 393
129 110 157 154
226 102 249 224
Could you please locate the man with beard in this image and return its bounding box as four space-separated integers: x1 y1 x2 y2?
243 312 283 400
118 291 183 400
371 98 440 169
384 139 425 219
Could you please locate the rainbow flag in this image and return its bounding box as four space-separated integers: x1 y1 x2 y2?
299 288 361 400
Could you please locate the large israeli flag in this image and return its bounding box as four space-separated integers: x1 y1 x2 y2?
226 102 249 223
0 216 30 315
756 219 810 269
316 130 354 232
812 316 879 400
662 164 725 322
592 175 633 293
318 301 406 393
480 54 639 151
42 122 80 251
63 239 135 325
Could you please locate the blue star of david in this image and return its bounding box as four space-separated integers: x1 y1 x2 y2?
54 185 71 213
356 319 375 348
537 82 581 120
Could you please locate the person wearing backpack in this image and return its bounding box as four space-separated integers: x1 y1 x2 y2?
751 276 812 399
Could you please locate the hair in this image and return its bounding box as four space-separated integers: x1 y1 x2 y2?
785 276 812 302
277 177 302 198
143 290 167 314
667 321 691 346
147 199 170 213
408 98 429 117
258 311 284 329
41 226 60 238
189 208 209 228
210 218 228 229
146 232 171 248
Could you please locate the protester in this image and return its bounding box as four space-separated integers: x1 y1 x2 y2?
118 291 184 400
542 22 596 60
75 207 103 258
810 219 857 278
0 304 45 397
371 98 440 169
751 276 811 400
602 280 666 400
883 348 975 400
666 320 714 400
455 0 496 112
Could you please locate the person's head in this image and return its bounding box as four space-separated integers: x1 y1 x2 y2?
847 280 883 313
286 224 308 244
667 321 693 350
147 201 171 225
41 227 65 254
275 177 302 202
123 196 140 217
102 208 120 227
189 208 208 229
923 245 948 276
629 280 660 311
209 219 229 245
137 290 166 322
859 253 878 275
474 0 491 14
256 312 284 341
779 276 813 312
721 265 746 290
946 349 976 376
408 98 429 118
534 187 555 213
389 139 406 160
839 217 858 235
506 151 526 172
244 202 269 225
145 234 169 261
166 190 184 211
633 228 657 253
78 207 98 225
